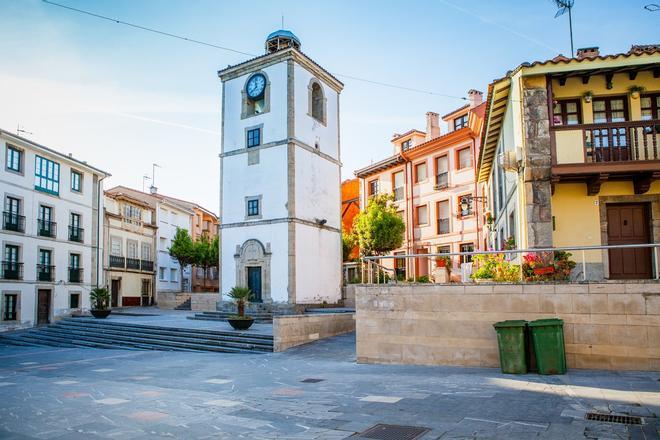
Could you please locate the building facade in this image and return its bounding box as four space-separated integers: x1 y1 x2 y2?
355 92 486 280
218 30 343 305
190 205 219 292
341 178 360 260
1 129 108 330
103 190 157 307
478 45 660 279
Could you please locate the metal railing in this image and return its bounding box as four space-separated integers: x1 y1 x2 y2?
68 267 83 283
37 219 57 238
68 226 84 242
126 258 141 270
352 243 660 284
140 260 154 272
109 255 125 268
3 212 25 233
1 261 23 280
37 264 55 282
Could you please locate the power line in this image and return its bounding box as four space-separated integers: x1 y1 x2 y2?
42 0 467 101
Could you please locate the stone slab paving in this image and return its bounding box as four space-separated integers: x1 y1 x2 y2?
0 333 658 439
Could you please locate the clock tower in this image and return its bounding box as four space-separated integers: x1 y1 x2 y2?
218 30 344 308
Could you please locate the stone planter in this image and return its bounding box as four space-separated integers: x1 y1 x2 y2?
227 317 254 330
473 278 494 284
90 309 112 319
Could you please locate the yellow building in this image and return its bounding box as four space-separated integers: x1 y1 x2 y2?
478 45 659 280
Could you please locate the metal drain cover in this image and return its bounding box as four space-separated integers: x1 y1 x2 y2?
585 412 643 425
353 424 429 439
300 378 324 383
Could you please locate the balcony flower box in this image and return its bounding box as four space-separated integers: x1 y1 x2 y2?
533 266 555 276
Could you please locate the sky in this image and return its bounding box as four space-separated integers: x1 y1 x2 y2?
1 0 657 212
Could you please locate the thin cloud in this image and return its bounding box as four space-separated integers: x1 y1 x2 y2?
111 112 220 135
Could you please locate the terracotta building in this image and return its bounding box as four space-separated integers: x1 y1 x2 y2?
190 205 219 292
355 90 486 280
341 178 360 259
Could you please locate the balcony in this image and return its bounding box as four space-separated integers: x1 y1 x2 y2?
3 212 25 233
37 264 55 282
126 258 141 270
68 226 84 243
68 267 83 283
37 219 57 238
434 173 448 190
437 218 450 235
109 255 125 268
140 260 154 272
1 261 23 280
551 120 660 194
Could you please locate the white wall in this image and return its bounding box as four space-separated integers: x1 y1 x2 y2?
294 147 341 229
295 224 341 303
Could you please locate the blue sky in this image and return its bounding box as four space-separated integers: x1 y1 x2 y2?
1 0 657 212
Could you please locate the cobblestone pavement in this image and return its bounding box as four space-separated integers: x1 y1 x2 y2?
0 333 658 439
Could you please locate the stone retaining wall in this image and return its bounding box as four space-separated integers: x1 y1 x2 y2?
273 313 355 352
156 292 190 309
356 282 660 371
191 294 218 311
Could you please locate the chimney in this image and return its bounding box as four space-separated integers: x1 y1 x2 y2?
149 185 158 194
425 112 440 141
576 47 599 60
467 89 483 108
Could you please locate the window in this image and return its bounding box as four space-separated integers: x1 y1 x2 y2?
435 156 448 188
460 243 474 264
141 243 151 260
69 293 80 309
159 267 167 281
394 251 406 279
552 99 581 125
508 210 516 241
6 146 22 173
3 294 17 320
38 205 55 237
454 114 468 130
437 200 450 234
368 179 379 197
459 194 473 217
392 171 404 201
127 240 138 259
4 196 22 232
247 128 261 148
247 198 260 217
416 205 428 226
159 237 167 250
415 162 427 183
34 155 60 195
3 245 20 280
69 254 81 283
124 205 142 224
70 213 81 229
5 245 19 263
457 147 473 170
401 140 412 151
70 253 80 269
170 268 178 282
69 213 82 242
70 170 82 192
310 81 325 123
593 96 628 123
641 94 660 120
110 237 122 256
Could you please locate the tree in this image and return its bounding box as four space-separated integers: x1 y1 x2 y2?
342 232 354 262
352 193 405 256
192 234 219 291
168 227 194 292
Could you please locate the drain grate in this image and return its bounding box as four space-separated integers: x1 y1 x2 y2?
300 378 324 383
353 424 430 440
585 412 643 425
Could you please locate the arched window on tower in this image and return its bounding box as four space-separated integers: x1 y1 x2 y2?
308 79 326 125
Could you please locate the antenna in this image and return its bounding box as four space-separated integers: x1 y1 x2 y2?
142 174 151 192
150 163 161 193
16 124 33 137
553 0 575 57
281 13 284 28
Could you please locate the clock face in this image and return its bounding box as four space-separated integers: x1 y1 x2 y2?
246 74 266 99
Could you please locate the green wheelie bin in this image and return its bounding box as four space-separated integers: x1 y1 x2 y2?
493 320 528 374
528 318 566 375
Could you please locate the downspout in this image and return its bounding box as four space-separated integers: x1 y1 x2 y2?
472 136 480 250
96 175 107 288
400 151 413 276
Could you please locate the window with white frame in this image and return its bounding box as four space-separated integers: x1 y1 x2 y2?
159 267 167 281
110 237 122 256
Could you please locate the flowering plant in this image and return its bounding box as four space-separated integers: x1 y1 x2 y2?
522 251 576 281
471 253 520 282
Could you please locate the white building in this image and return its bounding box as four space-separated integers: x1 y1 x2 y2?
105 186 193 297
0 129 109 330
218 30 343 305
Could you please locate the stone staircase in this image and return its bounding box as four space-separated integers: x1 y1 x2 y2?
174 297 192 311
189 311 274 324
0 317 273 353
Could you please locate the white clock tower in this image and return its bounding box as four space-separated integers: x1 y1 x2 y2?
218 30 344 307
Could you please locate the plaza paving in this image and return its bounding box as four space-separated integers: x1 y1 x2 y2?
0 333 658 439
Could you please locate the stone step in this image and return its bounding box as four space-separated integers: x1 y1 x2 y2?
174 298 192 311
48 324 273 351
2 331 124 350
64 317 273 341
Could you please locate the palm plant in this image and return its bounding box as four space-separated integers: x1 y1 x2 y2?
227 286 252 319
90 287 110 311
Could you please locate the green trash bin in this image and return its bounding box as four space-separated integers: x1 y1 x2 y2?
493 320 528 374
528 318 566 375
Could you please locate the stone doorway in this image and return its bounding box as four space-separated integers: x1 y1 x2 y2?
235 239 271 303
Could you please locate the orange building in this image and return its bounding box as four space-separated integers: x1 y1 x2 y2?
190 205 219 292
355 90 486 280
341 178 360 259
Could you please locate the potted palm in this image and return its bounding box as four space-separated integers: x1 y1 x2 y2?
227 286 254 330
90 287 111 319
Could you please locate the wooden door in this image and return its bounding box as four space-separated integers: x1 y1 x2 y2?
607 203 651 279
37 289 50 325
111 279 120 307
247 267 262 303
416 248 429 279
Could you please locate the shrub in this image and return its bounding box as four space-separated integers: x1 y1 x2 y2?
472 254 520 282
227 286 252 318
90 287 110 311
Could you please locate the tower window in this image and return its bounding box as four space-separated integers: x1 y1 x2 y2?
308 79 326 125
247 128 261 148
245 195 262 219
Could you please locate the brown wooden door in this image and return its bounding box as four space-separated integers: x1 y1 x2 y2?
606 203 651 279
416 248 429 279
37 289 50 325
111 279 120 307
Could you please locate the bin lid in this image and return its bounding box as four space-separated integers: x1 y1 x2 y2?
493 320 527 328
528 318 564 327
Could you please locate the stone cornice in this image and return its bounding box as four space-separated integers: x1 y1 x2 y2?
220 217 340 233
